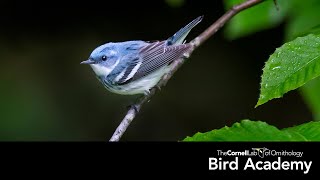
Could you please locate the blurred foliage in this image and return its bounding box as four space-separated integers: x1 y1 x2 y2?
224 0 320 40
223 0 289 39
165 0 185 8
300 77 320 121
0 74 61 140
184 120 320 141
285 0 320 41
295 25 320 39
256 34 320 107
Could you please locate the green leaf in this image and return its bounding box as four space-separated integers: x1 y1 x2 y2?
256 34 320 107
224 0 289 39
183 120 320 141
300 77 320 121
279 0 320 121
283 121 320 141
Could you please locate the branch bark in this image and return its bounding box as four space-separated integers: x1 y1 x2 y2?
109 0 264 142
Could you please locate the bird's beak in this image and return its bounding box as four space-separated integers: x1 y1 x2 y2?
80 59 95 64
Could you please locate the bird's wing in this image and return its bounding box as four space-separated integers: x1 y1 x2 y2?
114 41 191 85
134 41 191 80
166 15 203 45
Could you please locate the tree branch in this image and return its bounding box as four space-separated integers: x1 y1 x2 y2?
109 0 264 142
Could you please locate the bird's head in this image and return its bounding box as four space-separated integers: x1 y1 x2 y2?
81 43 118 68
81 43 120 77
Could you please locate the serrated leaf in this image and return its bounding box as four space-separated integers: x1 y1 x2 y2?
256 34 320 107
224 0 289 39
183 120 320 141
300 77 320 121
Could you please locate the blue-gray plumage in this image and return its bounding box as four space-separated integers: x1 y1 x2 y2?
81 16 203 95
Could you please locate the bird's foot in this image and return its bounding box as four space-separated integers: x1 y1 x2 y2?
144 89 151 96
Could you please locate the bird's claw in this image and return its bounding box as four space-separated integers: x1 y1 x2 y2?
144 90 151 96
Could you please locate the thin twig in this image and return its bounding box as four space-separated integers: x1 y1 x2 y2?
109 0 264 142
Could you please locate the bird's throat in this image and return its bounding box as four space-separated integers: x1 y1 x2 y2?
90 64 113 77
90 59 120 77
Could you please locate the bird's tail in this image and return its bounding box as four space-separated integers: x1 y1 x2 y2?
167 15 203 46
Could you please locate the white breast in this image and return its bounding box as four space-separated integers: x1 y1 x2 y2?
112 65 170 95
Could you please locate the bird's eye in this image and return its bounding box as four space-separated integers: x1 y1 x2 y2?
101 56 107 61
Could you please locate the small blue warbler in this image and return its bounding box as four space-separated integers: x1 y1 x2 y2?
81 16 203 95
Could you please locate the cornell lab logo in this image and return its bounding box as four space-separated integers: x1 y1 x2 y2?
209 148 312 174
252 147 268 158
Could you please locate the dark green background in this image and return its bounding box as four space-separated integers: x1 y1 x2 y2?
0 0 311 140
